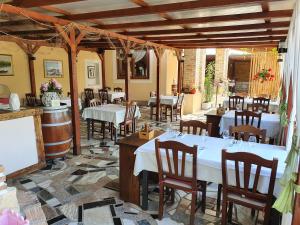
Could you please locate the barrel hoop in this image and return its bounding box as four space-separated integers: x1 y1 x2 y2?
46 149 70 156
42 120 72 127
43 108 69 114
44 138 72 146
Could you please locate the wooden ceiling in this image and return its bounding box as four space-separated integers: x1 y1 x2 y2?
0 0 295 49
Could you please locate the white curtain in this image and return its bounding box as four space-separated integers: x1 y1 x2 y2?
130 50 146 62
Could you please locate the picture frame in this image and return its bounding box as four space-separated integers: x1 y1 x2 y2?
0 54 13 76
44 59 63 78
87 65 96 79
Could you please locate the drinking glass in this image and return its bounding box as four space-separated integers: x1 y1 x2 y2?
222 130 230 139
248 136 257 147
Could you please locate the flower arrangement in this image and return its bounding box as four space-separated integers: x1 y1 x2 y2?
253 68 275 82
40 79 62 95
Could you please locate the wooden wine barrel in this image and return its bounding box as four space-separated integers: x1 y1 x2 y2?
41 106 72 159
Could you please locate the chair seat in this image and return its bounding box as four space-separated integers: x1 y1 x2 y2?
227 193 266 209
163 178 205 191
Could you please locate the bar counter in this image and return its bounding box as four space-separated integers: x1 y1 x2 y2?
0 108 45 178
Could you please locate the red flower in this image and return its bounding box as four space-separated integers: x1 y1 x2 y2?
268 68 272 72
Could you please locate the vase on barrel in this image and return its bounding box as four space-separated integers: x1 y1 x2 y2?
41 92 60 107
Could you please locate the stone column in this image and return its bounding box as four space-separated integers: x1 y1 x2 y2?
215 48 229 81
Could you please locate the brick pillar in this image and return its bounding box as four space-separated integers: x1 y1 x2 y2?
215 48 229 81
183 49 205 91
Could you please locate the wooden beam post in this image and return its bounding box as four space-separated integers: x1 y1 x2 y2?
28 54 37 95
176 49 183 94
98 51 106 88
154 48 165 121
55 24 85 155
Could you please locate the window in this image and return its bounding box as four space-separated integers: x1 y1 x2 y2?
117 49 149 79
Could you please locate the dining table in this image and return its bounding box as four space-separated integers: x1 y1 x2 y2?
223 97 280 113
82 104 141 141
148 95 178 106
219 110 281 138
107 91 126 102
134 131 287 210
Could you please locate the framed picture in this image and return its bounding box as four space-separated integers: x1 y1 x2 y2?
0 54 13 76
44 60 63 78
87 65 96 79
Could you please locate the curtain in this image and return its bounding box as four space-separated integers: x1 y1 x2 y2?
130 50 146 63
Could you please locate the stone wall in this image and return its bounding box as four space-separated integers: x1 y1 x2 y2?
215 48 229 81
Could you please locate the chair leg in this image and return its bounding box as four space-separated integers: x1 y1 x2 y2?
190 191 197 225
150 106 153 120
158 184 164 220
221 198 228 225
217 184 222 213
228 202 233 223
170 188 175 204
201 181 207 213
263 207 271 225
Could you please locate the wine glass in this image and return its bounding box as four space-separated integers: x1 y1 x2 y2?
248 136 257 147
222 130 230 139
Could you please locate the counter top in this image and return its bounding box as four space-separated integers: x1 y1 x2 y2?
0 108 43 122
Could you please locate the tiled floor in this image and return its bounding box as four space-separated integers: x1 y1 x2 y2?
9 106 259 225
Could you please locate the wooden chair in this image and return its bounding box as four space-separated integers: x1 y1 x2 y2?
155 139 206 225
235 110 262 128
98 89 109 104
88 99 103 138
253 97 270 112
25 93 38 107
161 94 184 122
104 86 111 91
221 150 278 225
247 103 269 113
84 88 94 107
180 120 212 136
229 125 267 143
119 102 137 136
114 87 122 92
228 96 244 110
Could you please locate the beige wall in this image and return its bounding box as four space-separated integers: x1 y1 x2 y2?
105 49 178 101
0 40 178 102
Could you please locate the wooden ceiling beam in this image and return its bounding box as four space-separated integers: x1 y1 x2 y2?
170 41 279 47
0 3 175 50
63 0 283 20
10 0 84 8
158 36 286 44
141 30 288 40
98 10 292 29
121 21 289 36
182 44 277 49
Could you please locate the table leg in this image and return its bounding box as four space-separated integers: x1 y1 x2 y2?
87 119 91 140
141 170 149 210
171 107 173 122
114 124 117 144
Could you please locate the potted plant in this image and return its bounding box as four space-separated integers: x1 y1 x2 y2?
40 79 62 107
202 61 215 110
253 68 275 83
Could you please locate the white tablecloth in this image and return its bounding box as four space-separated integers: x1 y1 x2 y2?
223 98 280 113
134 132 286 197
82 104 141 128
60 97 82 110
107 91 126 102
219 110 280 138
148 96 178 106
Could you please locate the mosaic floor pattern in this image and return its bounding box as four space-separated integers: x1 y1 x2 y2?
8 106 261 225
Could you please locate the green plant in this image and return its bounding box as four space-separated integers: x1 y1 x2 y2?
204 61 215 102
0 61 11 68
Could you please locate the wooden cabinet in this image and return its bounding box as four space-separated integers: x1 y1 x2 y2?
118 131 163 205
205 110 222 137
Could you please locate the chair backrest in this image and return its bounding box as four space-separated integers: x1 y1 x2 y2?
89 98 101 107
229 96 244 110
84 88 94 100
155 139 198 188
235 110 262 128
180 120 212 136
124 101 137 122
98 89 108 104
176 93 184 107
253 97 270 107
229 125 266 143
25 93 37 107
247 103 269 113
222 149 278 206
114 87 122 92
104 86 111 91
